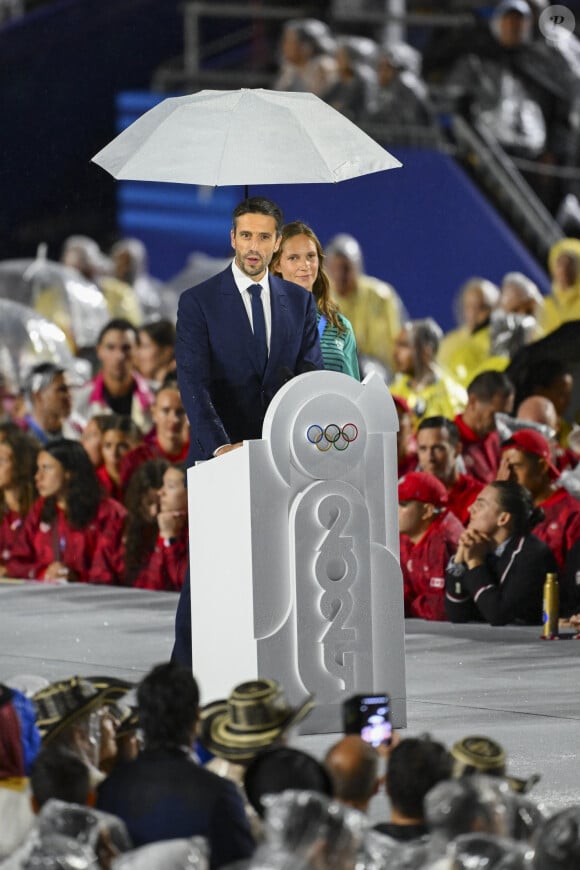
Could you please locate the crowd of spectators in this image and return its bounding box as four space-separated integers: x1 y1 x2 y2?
1 215 580 628
1 663 580 868
271 1 580 218
2 2 580 867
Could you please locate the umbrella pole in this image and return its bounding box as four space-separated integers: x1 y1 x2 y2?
244 184 248 200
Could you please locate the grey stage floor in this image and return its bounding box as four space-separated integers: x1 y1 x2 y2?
1 582 579 822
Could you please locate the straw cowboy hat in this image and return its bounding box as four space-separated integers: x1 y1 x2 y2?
33 675 133 744
200 678 314 763
451 735 540 793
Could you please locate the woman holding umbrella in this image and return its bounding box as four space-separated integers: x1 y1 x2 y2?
271 221 360 380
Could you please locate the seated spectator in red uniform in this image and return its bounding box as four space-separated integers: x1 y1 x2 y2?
0 428 39 576
90 458 169 586
120 379 189 490
498 429 580 572
79 414 110 469
95 415 142 502
512 358 574 448
133 463 188 592
398 471 464 621
417 416 483 525
516 395 577 472
455 371 514 484
445 481 558 625
394 395 418 477
7 439 126 583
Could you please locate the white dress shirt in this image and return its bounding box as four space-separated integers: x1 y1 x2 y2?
231 260 272 351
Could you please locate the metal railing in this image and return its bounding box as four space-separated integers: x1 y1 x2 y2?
451 114 563 261
153 1 479 94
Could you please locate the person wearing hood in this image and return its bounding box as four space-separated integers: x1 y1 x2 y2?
545 238 580 333
439 0 575 210
438 278 499 388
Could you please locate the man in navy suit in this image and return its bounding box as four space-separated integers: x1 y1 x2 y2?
172 196 323 664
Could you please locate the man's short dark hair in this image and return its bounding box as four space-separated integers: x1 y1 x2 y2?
386 737 452 820
232 197 284 235
417 416 460 447
466 371 514 402
137 661 200 748
30 746 91 808
97 319 138 346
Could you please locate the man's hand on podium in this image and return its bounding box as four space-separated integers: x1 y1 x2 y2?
214 443 243 457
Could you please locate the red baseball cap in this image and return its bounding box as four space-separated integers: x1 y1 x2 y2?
398 471 448 507
501 429 560 480
391 393 411 415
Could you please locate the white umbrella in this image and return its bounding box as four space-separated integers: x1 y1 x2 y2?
91 88 401 187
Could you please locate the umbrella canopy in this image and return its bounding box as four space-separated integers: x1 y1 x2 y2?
91 88 402 186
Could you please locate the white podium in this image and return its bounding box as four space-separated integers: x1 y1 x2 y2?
188 371 406 732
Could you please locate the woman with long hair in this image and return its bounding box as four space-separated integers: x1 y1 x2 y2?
132 462 188 592
445 480 558 625
7 439 126 583
90 458 169 586
0 428 39 576
270 221 360 379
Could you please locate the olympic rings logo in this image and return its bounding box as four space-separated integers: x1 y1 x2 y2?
306 423 359 452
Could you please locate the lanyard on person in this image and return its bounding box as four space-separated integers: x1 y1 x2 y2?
317 315 328 339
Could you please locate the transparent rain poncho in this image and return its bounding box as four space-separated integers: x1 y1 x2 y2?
0 299 89 392
411 775 518 867
0 255 109 352
6 799 132 869
245 789 367 870
426 833 534 870
532 805 580 870
111 837 209 870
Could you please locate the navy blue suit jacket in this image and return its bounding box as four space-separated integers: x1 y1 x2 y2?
175 265 323 463
97 747 254 869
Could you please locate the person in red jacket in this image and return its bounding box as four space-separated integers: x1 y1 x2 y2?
94 415 142 502
416 416 483 525
497 428 580 572
133 464 188 592
454 371 514 484
120 379 189 491
393 394 418 478
398 470 464 621
90 458 169 586
7 439 126 583
0 427 39 575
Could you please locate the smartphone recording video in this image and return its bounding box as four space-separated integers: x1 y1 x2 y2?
342 693 392 748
